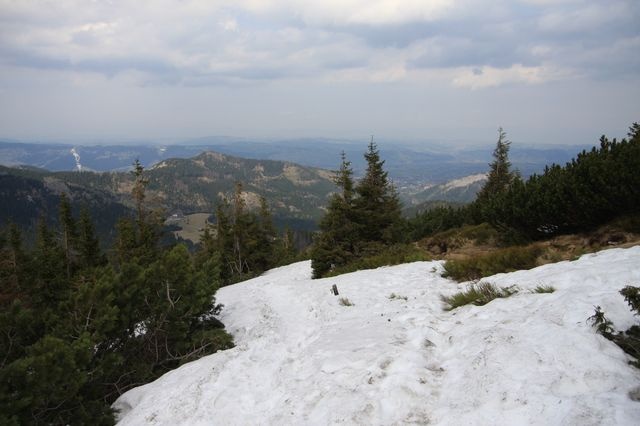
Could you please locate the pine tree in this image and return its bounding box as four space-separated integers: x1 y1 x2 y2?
214 201 235 284
114 160 160 265
58 193 78 279
353 140 403 247
476 127 518 204
131 159 148 226
247 196 276 272
311 152 359 278
78 205 103 268
230 182 252 277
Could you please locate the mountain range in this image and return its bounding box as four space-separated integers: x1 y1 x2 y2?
0 150 337 243
0 138 589 186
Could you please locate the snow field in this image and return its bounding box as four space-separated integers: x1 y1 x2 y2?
114 246 640 425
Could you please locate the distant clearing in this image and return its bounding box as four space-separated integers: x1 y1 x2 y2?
169 213 211 244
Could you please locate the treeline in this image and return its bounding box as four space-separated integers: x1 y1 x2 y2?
0 162 294 424
409 123 640 242
200 182 298 286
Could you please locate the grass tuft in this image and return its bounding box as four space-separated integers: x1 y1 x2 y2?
533 285 555 293
338 297 353 306
388 293 408 301
441 282 517 311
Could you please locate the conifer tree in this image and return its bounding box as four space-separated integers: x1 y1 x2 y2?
476 127 518 204
353 140 403 246
214 201 235 284
59 193 78 279
311 152 359 278
31 218 68 310
78 205 103 268
248 196 276 272
230 182 252 276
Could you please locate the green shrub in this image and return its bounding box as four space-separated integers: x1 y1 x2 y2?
443 245 543 281
421 223 499 253
533 285 555 293
590 286 640 368
441 282 517 311
325 244 428 277
613 214 640 234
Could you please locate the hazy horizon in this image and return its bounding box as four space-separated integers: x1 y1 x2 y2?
1 1 638 146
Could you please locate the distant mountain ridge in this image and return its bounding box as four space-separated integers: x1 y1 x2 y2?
0 165 133 244
0 139 590 187
0 150 338 239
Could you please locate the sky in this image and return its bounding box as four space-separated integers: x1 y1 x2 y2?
0 0 638 146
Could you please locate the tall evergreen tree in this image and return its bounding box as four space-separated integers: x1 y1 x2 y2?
472 127 521 228
78 205 104 268
58 193 78 279
230 182 252 276
353 140 403 246
247 196 276 273
214 201 235 284
476 127 519 204
311 152 359 278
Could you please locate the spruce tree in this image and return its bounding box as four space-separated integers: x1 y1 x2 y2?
78 205 104 268
248 196 276 273
353 140 403 247
476 127 518 204
58 193 78 279
230 182 252 277
311 152 359 278
214 201 235 284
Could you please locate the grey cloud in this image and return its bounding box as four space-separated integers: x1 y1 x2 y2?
0 0 638 86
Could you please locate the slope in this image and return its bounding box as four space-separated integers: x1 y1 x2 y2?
114 247 640 425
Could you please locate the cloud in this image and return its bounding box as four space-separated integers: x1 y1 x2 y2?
0 0 637 89
452 64 573 89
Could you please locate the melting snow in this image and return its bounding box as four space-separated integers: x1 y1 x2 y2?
114 246 640 425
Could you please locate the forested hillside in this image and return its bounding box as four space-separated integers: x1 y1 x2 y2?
0 150 337 246
0 160 301 424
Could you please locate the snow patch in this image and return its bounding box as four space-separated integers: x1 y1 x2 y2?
441 173 487 191
114 247 640 425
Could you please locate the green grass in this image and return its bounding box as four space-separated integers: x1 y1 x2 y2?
533 285 555 293
441 282 517 311
443 245 543 281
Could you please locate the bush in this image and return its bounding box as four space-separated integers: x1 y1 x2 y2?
419 223 500 255
441 282 517 311
533 285 555 293
443 245 542 281
613 214 640 234
589 286 640 368
325 244 428 277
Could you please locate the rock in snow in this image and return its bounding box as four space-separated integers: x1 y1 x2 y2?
114 246 640 425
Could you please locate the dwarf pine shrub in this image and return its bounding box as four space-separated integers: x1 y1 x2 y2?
590 286 640 368
325 244 428 277
443 245 542 281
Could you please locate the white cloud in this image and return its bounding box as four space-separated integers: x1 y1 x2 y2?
452 64 574 89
